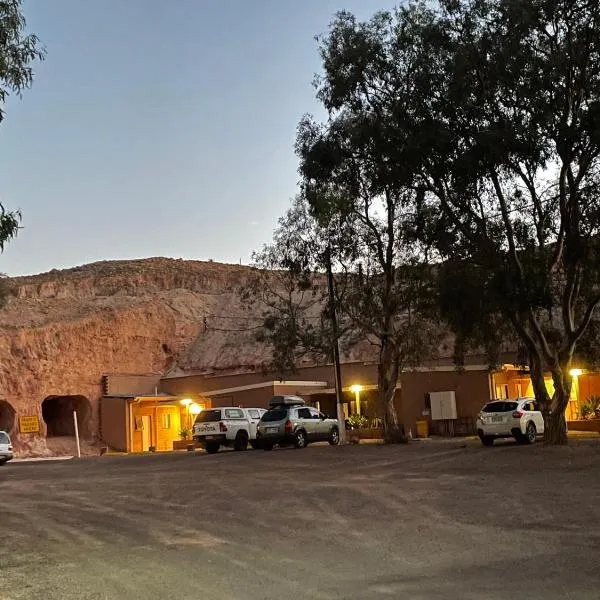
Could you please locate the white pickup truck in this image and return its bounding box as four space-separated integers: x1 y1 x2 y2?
192 406 266 454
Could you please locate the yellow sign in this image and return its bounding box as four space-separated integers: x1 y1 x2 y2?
19 415 40 434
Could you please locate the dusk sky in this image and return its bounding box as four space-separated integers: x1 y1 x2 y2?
0 0 396 276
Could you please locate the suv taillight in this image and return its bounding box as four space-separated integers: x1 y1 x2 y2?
512 410 523 418
219 422 228 432
284 420 293 433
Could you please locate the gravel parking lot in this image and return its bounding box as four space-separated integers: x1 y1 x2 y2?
1 439 599 600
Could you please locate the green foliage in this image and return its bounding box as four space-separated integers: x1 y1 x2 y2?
580 396 600 420
306 1 600 443
0 0 46 124
0 1 45 277
347 414 368 429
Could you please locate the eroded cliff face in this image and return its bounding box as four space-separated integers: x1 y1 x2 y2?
0 258 275 454
0 257 379 455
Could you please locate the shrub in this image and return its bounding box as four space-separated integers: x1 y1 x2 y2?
580 396 600 420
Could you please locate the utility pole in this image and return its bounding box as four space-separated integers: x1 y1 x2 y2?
325 245 346 444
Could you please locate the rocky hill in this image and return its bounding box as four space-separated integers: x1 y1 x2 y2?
0 258 376 453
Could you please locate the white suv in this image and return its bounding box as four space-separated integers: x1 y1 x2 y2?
0 430 14 465
476 398 545 446
193 407 266 454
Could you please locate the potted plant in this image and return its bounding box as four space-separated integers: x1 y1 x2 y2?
179 427 191 440
580 396 600 420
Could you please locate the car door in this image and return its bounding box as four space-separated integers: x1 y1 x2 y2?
297 408 315 438
246 409 262 438
531 401 545 433
224 408 246 438
309 408 328 440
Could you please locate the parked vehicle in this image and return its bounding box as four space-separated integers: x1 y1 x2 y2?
256 395 340 450
192 407 266 454
0 431 14 465
476 398 545 446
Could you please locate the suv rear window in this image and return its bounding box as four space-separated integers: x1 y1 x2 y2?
482 401 518 413
0 432 9 444
261 409 288 422
195 409 222 423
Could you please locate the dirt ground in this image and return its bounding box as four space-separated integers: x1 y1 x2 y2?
1 439 599 600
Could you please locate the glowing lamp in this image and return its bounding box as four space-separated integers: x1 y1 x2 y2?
569 369 583 377
189 403 202 416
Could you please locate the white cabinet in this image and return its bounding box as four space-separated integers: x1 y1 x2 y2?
429 391 457 421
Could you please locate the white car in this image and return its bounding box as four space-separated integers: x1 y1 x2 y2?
0 430 14 465
192 407 266 454
476 398 545 446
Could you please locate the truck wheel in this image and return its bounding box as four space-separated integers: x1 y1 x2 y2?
328 427 340 446
205 442 220 454
234 431 249 451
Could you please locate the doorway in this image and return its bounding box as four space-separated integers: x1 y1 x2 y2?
141 415 151 451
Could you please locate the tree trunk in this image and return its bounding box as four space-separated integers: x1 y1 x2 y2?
378 338 403 443
545 367 571 445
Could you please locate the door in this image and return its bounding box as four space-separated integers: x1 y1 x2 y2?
297 408 315 438
247 409 262 438
309 408 328 440
141 415 151 452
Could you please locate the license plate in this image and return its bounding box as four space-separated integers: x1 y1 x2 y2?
267 427 278 434
492 416 503 422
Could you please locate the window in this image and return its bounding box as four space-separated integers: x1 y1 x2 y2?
297 408 312 419
261 409 287 422
482 401 518 413
224 409 244 419
0 431 9 444
161 414 171 429
248 409 260 419
308 408 322 419
195 409 222 423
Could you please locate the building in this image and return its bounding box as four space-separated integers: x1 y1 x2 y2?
96 358 600 452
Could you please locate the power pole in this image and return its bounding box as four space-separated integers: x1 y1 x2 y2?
325 245 346 443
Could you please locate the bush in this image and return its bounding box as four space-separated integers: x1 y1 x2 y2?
580 396 600 420
179 427 191 440
347 414 368 429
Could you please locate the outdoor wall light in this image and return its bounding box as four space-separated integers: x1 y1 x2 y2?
180 398 193 406
189 403 202 415
569 369 583 377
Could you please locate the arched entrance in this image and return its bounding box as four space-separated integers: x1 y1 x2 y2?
42 395 92 438
0 400 16 433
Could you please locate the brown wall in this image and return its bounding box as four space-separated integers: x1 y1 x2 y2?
398 370 491 433
160 362 380 396
104 374 162 396
99 397 128 452
208 385 277 409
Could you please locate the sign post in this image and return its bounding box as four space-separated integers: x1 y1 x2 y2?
73 411 81 458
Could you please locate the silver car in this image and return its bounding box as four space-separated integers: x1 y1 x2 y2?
0 430 14 465
256 396 340 450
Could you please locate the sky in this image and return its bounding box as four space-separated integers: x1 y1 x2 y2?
0 0 398 276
